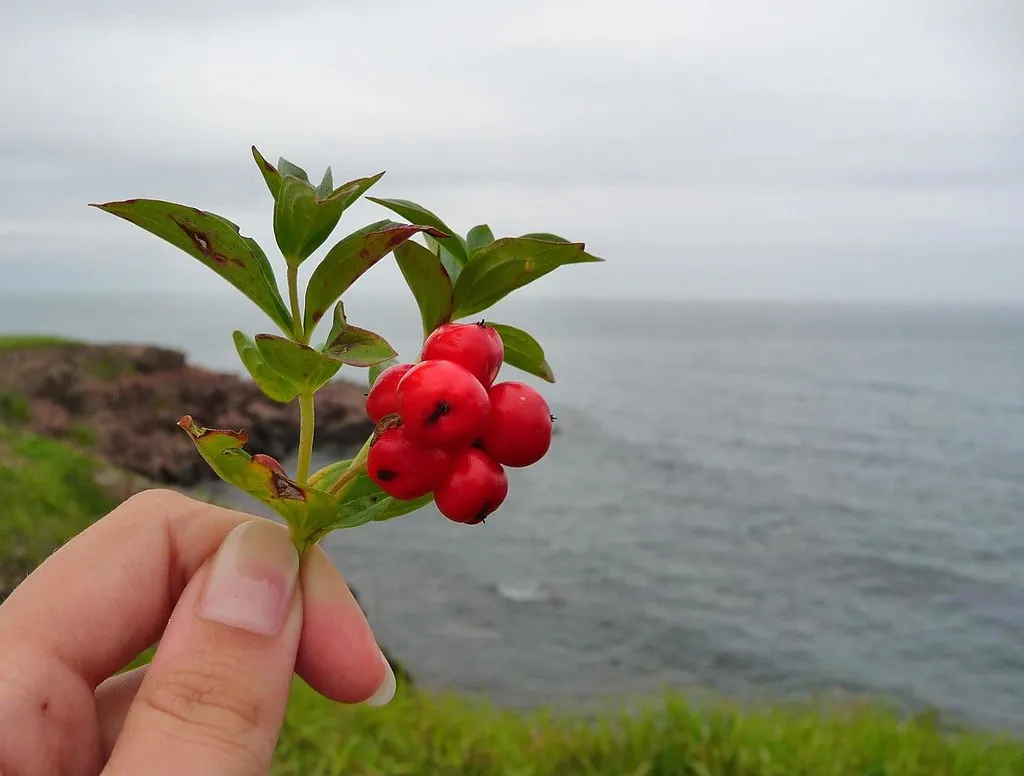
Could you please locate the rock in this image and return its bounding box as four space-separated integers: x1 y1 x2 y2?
0 343 374 485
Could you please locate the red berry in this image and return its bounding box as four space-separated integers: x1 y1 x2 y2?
480 381 553 467
420 322 504 388
397 360 490 449
434 448 508 524
365 363 415 423
252 453 287 477
367 426 453 500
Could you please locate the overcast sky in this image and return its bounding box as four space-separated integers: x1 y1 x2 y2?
1 0 1022 302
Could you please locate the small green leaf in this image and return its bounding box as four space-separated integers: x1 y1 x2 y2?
306 462 433 530
274 172 385 264
325 467 433 528
303 220 446 333
254 334 341 391
369 357 399 387
394 240 453 337
467 224 495 254
367 197 466 264
322 303 398 368
278 157 310 182
373 492 433 522
316 166 334 199
330 491 392 529
177 415 337 535
452 237 603 319
90 199 293 334
251 146 281 199
489 323 555 383
233 331 301 402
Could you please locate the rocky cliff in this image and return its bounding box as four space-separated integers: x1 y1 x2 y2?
0 343 373 483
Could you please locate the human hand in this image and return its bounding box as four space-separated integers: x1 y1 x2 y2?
0 488 395 775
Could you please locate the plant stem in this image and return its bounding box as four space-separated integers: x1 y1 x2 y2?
296 388 315 484
325 460 368 498
287 262 304 343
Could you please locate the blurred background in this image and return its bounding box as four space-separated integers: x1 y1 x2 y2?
2 0 1022 732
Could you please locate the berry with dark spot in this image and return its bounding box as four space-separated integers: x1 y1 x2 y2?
397 360 490 449
480 381 553 467
420 322 504 388
367 426 453 500
365 363 415 423
434 447 508 524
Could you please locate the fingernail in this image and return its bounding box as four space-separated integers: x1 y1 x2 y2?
364 650 397 707
199 520 299 636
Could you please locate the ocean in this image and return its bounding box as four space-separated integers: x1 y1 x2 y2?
2 292 1022 731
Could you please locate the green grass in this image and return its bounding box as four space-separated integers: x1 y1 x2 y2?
0 334 82 350
0 428 116 589
2 429 1022 774
274 680 1024 776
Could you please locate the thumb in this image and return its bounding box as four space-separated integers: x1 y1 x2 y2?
104 520 302 776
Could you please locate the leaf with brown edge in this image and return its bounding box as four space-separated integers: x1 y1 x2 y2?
367 197 467 265
303 220 446 334
177 415 336 539
394 240 453 337
251 146 281 199
90 199 293 334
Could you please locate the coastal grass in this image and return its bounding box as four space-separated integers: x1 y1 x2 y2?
2 427 1022 774
0 334 82 351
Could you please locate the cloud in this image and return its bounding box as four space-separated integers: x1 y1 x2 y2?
1 0 1022 301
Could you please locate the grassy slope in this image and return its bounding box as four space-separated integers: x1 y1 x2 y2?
0 344 1021 774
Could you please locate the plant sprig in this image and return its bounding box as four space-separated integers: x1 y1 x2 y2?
92 147 602 554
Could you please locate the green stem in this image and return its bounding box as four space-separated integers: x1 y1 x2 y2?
325 460 368 498
296 389 315 484
287 262 304 343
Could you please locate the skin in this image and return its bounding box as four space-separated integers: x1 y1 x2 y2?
0 489 389 776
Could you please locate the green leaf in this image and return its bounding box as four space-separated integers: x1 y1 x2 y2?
489 323 555 383
254 334 341 391
274 171 385 264
467 224 495 254
322 302 398 368
425 234 465 284
90 199 293 334
369 357 398 387
251 146 281 199
394 240 453 337
306 461 433 530
519 232 571 243
373 492 433 522
316 167 334 199
233 331 301 402
452 237 603 319
177 415 337 536
325 467 434 528
303 220 446 333
278 157 309 182
366 197 466 264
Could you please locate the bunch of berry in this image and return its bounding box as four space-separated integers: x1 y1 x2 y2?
364 322 553 525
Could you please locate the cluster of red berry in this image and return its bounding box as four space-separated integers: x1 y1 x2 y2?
364 322 553 524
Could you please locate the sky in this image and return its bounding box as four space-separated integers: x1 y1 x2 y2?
1 0 1022 302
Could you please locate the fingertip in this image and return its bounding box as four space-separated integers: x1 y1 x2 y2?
296 545 392 704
